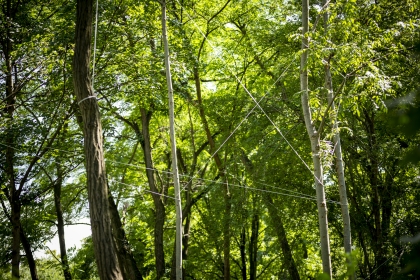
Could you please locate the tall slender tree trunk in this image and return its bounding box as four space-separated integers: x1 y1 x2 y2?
263 195 301 280
239 227 247 280
161 2 183 279
140 108 166 279
322 0 353 274
10 200 21 280
249 213 259 280
54 173 72 280
73 0 122 279
194 67 231 280
4 1 20 278
300 0 332 276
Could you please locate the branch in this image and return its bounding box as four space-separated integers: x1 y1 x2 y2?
317 75 347 137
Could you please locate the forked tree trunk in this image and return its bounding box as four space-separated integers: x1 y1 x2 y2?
161 2 183 279
300 0 332 276
322 0 352 267
73 0 122 279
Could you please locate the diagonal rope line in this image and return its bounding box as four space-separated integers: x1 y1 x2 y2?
108 178 177 200
107 160 340 204
363 247 406 280
0 142 339 203
179 57 297 193
174 0 323 187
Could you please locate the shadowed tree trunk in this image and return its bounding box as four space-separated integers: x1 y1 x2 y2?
54 174 72 280
3 0 20 278
140 108 166 279
73 0 123 278
194 66 232 280
263 195 300 280
108 194 143 280
249 213 259 280
20 229 39 280
240 227 247 280
240 151 300 279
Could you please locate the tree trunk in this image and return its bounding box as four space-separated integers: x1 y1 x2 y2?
161 2 183 279
54 178 72 280
240 227 247 280
4 1 20 278
194 67 231 280
249 214 259 280
300 0 332 276
140 108 166 279
11 200 21 280
108 194 143 280
20 229 39 280
322 0 352 270
263 195 300 280
73 0 122 279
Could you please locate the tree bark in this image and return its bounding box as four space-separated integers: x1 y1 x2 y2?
300 0 332 276
161 2 183 279
20 229 39 280
108 194 143 280
140 108 166 279
73 0 123 279
322 0 353 270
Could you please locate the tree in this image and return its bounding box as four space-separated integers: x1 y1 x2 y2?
300 0 332 276
161 0 183 278
72 0 123 278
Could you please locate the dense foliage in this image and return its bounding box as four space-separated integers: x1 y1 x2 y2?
0 0 419 279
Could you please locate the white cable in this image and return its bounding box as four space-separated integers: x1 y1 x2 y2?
174 0 323 186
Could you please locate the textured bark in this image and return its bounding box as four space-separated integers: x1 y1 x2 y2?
300 0 332 276
140 108 166 279
263 195 300 280
108 195 143 280
73 0 122 279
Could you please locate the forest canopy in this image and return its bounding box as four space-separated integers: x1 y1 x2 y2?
0 0 419 279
